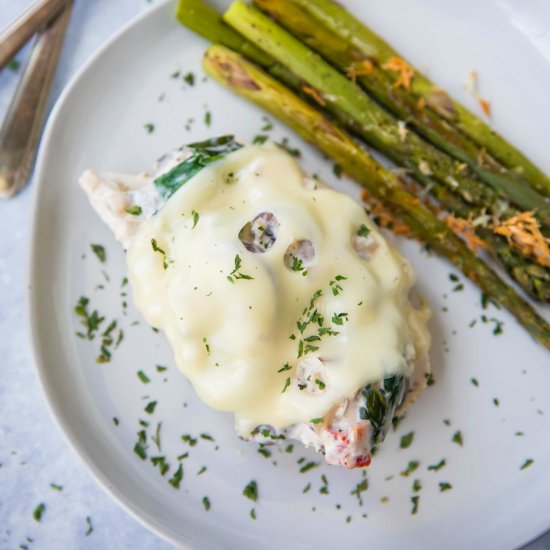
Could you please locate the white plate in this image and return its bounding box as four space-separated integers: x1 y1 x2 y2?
29 0 550 548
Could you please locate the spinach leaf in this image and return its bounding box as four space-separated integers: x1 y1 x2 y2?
154 135 242 199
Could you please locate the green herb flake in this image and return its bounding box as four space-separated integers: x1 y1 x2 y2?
151 456 170 476
253 134 269 145
452 431 463 446
282 377 291 393
168 464 184 489
200 433 214 442
300 461 320 474
144 123 155 134
427 458 446 472
470 378 479 387
411 495 420 515
203 337 210 355
137 370 150 384
350 479 368 505
204 111 212 127
333 163 343 179
261 117 273 131
227 254 254 282
202 496 211 511
310 417 324 424
197 466 207 475
126 205 142 216
243 480 258 502
493 398 500 407
302 482 311 493
181 434 198 447
278 363 292 373
144 401 157 414
412 479 422 492
191 210 199 228
156 365 167 372
85 516 93 536
400 432 414 449
400 460 420 477
439 482 453 492
520 458 534 470
33 503 46 522
357 224 371 238
250 508 256 520
183 72 195 86
91 244 106 263
134 442 147 460
50 483 63 492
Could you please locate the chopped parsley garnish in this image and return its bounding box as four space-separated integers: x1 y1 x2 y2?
439 482 452 492
74 296 104 340
400 432 414 449
243 480 258 502
449 273 459 282
200 433 214 442
144 401 157 414
144 123 155 134
151 456 170 476
310 417 324 424
350 479 368 505
191 210 199 228
202 496 211 511
281 377 291 393
168 464 184 489
285 444 294 453
151 239 172 270
126 205 142 216
357 224 370 237
33 503 46 522
299 461 320 473
314 379 326 390
410 495 419 515
253 134 269 145
50 483 63 491
331 312 348 325
329 275 347 296
302 483 311 493
137 370 150 384
156 365 167 372
258 447 271 458
470 378 479 387
261 117 273 131
278 363 292 373
227 254 254 282
197 466 207 475
85 516 93 536
250 508 256 520
171 70 181 79
113 417 119 426
183 72 195 86
493 398 500 407
333 163 343 178
181 434 198 446
400 460 420 477
452 431 463 446
275 137 301 157
425 372 435 386
412 479 422 492
427 458 446 472
290 256 307 276
203 337 210 355
91 244 106 263
520 458 534 470
204 111 212 127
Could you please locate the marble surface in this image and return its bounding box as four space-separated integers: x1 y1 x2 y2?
0 1 548 549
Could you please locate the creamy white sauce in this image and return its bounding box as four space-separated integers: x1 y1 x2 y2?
125 144 430 435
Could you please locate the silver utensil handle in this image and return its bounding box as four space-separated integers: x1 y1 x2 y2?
0 0 68 70
0 0 72 199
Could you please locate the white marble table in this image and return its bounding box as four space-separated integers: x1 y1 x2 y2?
0 1 548 549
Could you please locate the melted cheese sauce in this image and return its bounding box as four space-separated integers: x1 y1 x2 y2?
127 144 430 434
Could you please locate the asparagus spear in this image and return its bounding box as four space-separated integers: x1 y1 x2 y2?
223 1 550 226
175 0 549 301
203 45 550 348
274 0 550 199
252 0 550 216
